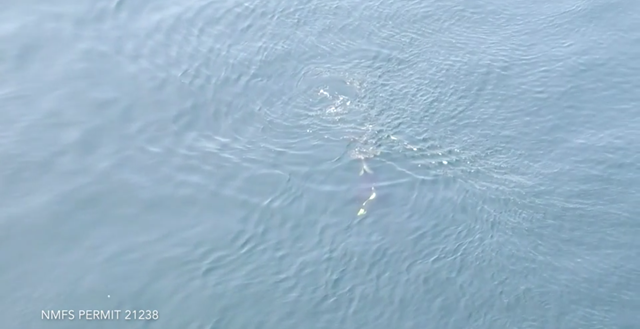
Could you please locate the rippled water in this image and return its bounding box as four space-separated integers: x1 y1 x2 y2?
1 0 640 328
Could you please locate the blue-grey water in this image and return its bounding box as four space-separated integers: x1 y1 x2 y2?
1 0 639 328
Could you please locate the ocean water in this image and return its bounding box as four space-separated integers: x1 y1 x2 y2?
1 0 639 328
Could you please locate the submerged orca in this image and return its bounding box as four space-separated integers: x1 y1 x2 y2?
357 159 376 216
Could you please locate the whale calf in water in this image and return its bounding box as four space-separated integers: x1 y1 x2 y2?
352 134 416 216
357 159 376 216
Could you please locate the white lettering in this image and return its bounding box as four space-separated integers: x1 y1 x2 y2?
41 310 74 320
78 310 120 320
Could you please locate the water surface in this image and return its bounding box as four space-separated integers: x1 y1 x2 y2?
1 0 639 328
